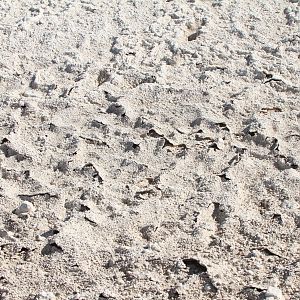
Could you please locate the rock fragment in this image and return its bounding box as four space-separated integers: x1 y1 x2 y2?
13 201 35 216
265 286 285 300
35 291 56 300
0 229 15 241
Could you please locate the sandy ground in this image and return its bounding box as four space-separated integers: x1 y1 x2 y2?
0 0 299 299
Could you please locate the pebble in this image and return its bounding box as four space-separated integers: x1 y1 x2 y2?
14 201 35 216
35 291 56 300
144 243 161 252
23 90 38 97
149 243 161 252
215 137 225 150
0 229 16 241
203 283 215 292
175 260 187 270
35 234 46 241
265 286 285 300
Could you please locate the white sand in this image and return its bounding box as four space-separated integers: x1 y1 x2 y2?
0 0 299 299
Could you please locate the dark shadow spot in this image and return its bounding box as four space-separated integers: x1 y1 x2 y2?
140 75 156 84
140 225 157 241
265 73 273 79
81 163 103 183
54 160 69 173
217 174 231 182
261 107 282 114
208 142 220 151
104 91 121 102
79 204 90 212
240 286 265 300
0 144 26 161
29 74 38 89
147 129 163 138
41 229 60 238
260 248 282 258
188 31 200 41
134 117 153 129
18 192 58 202
0 287 9 297
97 70 110 86
1 138 9 144
135 189 156 200
90 120 108 133
84 216 97 226
260 199 269 210
19 247 30 253
162 138 174 148
146 176 160 185
216 122 230 132
274 155 298 170
124 141 140 153
59 88 68 98
195 135 213 142
98 293 111 300
106 103 126 116
168 288 179 299
182 258 207 275
49 123 57 132
212 203 227 227
190 117 202 127
294 215 300 228
41 242 63 255
24 170 30 179
272 214 283 225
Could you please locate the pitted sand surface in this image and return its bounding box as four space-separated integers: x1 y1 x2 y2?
0 1 299 299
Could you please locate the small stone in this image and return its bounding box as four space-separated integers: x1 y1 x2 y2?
203 283 214 292
0 229 16 241
35 234 46 241
14 201 35 216
149 243 161 252
35 291 56 300
175 260 187 270
265 286 285 300
23 90 38 97
215 138 225 150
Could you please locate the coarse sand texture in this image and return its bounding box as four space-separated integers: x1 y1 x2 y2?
0 0 299 299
